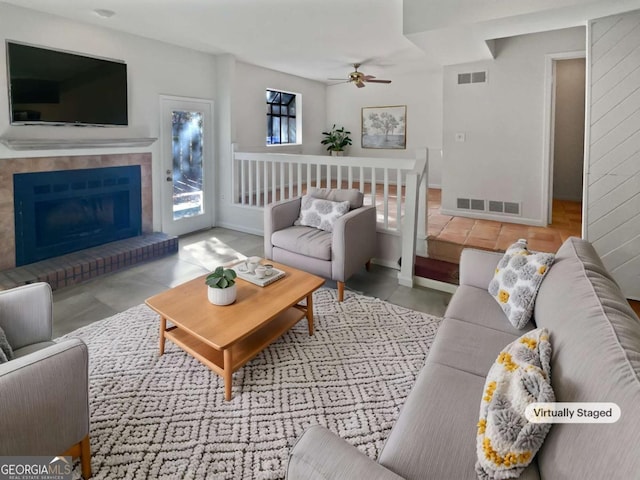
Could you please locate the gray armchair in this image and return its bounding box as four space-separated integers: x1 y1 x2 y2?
265 187 377 301
0 283 91 479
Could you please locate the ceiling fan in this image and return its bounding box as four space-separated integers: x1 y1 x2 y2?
329 63 392 88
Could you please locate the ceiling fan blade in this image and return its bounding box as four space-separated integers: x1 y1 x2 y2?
328 78 349 81
362 75 376 81
365 79 392 84
355 80 366 88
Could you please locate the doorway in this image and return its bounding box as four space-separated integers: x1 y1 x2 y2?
159 96 214 236
544 53 586 226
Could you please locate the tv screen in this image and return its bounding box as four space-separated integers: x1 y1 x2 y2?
7 42 128 126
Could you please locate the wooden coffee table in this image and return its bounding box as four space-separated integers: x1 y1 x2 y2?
145 261 324 400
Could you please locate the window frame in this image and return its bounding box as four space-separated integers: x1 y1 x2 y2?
266 88 302 146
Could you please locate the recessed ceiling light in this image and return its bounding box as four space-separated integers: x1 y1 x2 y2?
94 9 115 19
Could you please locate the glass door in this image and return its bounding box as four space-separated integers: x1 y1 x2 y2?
160 96 214 236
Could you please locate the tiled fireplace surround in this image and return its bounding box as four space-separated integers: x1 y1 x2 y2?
0 153 179 290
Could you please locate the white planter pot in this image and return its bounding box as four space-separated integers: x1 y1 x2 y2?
330 150 344 157
207 284 237 306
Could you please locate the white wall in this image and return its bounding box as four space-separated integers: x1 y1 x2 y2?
0 3 217 232
441 27 585 224
215 59 327 234
326 70 444 187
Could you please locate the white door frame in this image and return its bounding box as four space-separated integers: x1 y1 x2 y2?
541 50 586 225
159 95 215 236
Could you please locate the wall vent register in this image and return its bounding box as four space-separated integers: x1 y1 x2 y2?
457 71 487 85
457 197 521 216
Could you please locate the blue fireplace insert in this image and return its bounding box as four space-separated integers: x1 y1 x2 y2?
14 166 142 266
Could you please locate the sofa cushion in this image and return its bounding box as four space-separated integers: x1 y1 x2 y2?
445 285 535 335
307 187 364 209
378 362 541 480
428 318 520 377
271 226 332 260
297 195 350 232
489 240 555 329
12 341 56 359
533 237 640 479
476 328 554 480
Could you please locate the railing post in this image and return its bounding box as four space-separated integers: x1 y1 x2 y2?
417 149 428 256
398 148 428 287
399 170 419 287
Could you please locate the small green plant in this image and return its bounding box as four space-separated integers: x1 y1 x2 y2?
205 267 237 289
321 124 352 152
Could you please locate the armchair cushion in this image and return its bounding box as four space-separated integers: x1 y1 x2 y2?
272 226 332 260
13 341 56 359
0 326 13 363
296 195 350 232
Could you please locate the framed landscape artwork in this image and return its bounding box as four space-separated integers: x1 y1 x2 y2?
361 105 407 149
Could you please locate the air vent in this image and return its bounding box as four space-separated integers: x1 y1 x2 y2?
470 199 485 211
457 70 487 85
457 198 470 209
488 200 521 216
488 201 503 213
504 202 520 215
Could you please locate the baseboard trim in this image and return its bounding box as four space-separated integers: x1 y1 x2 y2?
439 208 545 227
414 276 458 294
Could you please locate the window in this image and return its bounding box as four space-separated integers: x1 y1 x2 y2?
266 89 299 145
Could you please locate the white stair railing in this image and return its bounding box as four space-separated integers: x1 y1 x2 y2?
232 145 428 284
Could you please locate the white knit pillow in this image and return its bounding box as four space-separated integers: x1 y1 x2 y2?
297 196 350 232
489 239 555 329
476 328 554 480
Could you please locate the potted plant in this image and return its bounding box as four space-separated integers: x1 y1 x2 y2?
205 266 238 305
321 124 352 156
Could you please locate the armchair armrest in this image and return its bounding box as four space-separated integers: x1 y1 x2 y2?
332 205 377 282
0 283 52 350
264 197 302 259
459 248 504 290
287 425 405 480
0 338 90 455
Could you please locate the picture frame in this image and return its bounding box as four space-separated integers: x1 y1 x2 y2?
361 105 406 149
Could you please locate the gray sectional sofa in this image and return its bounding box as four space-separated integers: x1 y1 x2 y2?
287 237 640 479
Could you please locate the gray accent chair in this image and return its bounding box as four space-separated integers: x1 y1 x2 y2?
0 283 91 479
264 187 377 301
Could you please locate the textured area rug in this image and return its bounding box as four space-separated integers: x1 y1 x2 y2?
62 289 442 479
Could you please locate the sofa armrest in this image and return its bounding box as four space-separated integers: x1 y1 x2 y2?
0 338 90 455
264 197 302 259
0 282 53 350
287 425 405 480
459 248 504 290
332 205 377 282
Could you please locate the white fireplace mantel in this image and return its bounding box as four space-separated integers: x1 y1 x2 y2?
0 137 157 150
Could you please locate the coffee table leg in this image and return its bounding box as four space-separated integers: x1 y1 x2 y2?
306 293 314 336
224 349 233 401
159 316 167 355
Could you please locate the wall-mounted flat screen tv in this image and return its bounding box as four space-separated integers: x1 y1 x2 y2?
7 41 128 126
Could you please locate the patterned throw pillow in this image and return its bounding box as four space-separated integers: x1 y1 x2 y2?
489 239 555 329
476 328 554 480
297 196 350 232
0 325 14 364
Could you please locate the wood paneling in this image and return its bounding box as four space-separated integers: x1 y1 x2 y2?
587 9 640 300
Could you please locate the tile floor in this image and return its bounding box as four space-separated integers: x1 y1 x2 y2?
52 227 452 337
426 189 583 263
